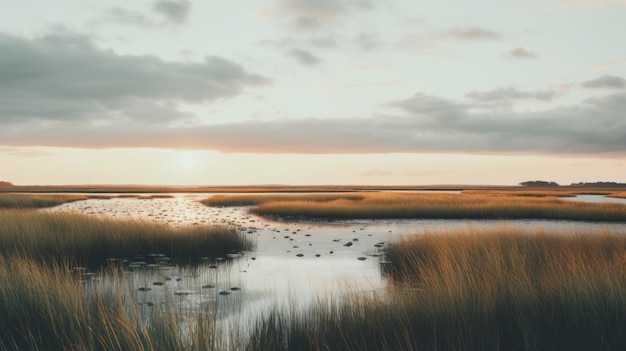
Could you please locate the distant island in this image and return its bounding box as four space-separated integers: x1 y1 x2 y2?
0 181 14 188
520 181 626 188
519 181 560 187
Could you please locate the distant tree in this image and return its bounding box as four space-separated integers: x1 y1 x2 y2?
519 180 559 187
0 181 14 188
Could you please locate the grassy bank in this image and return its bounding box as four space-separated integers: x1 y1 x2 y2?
203 192 626 221
201 193 366 207
248 228 626 350
0 193 90 209
0 256 222 351
0 211 254 269
0 203 252 350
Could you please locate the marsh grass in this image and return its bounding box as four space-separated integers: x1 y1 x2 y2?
201 193 366 207
0 211 254 269
0 193 89 208
0 206 251 350
609 192 626 199
248 228 626 350
204 192 626 221
0 256 223 351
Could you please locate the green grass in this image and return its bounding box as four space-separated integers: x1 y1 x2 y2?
0 210 254 269
247 227 626 350
202 192 626 222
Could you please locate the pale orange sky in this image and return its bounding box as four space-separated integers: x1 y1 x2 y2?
1 147 624 186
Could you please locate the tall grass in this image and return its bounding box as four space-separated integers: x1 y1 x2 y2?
0 193 89 208
0 206 252 350
609 192 626 199
0 256 223 351
201 193 366 207
0 210 254 269
221 192 626 221
247 228 626 350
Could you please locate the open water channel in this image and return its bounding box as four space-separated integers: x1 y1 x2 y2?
42 193 626 338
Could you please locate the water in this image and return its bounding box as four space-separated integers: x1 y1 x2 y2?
563 194 626 205
44 194 626 339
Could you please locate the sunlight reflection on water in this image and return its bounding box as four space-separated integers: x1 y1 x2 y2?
44 194 626 336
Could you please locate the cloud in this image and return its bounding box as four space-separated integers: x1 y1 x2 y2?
581 60 626 71
153 0 191 24
267 0 385 30
466 86 558 102
0 147 54 158
5 90 626 156
581 74 626 89
362 169 395 177
103 7 158 27
0 31 272 125
355 32 382 50
502 47 538 59
2 35 625 158
286 48 323 65
544 0 626 10
443 27 501 41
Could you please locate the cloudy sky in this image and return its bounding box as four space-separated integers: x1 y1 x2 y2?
1 0 625 185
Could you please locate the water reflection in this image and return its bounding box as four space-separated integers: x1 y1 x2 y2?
563 194 626 205
45 194 626 339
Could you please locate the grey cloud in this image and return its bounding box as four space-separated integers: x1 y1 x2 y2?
444 27 501 41
273 0 384 30
355 32 381 50
104 7 158 27
286 49 323 65
309 35 339 49
502 47 538 59
0 31 272 124
277 0 344 30
262 35 338 50
5 90 626 155
153 0 191 24
386 93 468 124
466 86 557 102
581 74 626 89
3 71 626 156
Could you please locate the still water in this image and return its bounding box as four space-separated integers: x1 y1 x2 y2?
44 193 626 335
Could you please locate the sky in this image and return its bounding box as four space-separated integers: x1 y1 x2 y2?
1 0 626 186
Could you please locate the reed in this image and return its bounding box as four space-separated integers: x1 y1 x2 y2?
609 192 626 199
0 210 254 269
0 193 89 209
0 256 222 351
201 193 366 207
247 227 626 350
230 192 626 221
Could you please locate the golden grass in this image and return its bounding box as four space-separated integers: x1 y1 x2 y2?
203 192 626 221
201 193 366 207
0 256 222 351
461 189 578 197
0 210 254 269
0 193 89 208
609 192 626 199
0 207 251 350
248 227 626 350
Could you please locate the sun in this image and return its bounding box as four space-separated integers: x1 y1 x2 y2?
175 152 200 172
